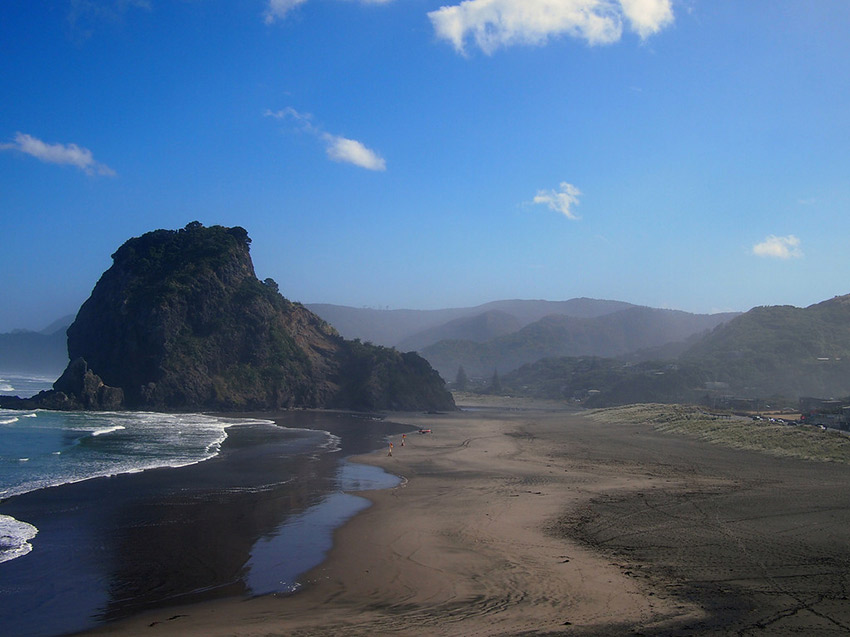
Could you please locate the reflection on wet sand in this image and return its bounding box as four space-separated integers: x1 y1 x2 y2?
0 412 410 637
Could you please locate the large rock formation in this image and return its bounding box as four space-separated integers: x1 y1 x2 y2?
4 223 455 412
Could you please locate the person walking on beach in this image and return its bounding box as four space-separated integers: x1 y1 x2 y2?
388 442 393 456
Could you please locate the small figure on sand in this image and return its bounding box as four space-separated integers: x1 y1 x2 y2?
387 442 393 456
401 434 406 446
418 428 432 434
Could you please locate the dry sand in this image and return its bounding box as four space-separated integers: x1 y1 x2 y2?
86 400 850 636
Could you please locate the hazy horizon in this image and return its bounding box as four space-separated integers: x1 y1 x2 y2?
2 1 848 333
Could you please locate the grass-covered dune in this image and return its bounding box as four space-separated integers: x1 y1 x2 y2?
586 403 850 464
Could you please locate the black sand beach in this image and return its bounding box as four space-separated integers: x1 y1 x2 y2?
82 402 850 636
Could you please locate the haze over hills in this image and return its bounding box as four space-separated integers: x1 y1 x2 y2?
305 298 637 349
680 294 850 399
492 294 850 407
420 306 739 379
0 315 73 375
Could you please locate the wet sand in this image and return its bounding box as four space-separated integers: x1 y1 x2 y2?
0 412 410 637
85 402 850 636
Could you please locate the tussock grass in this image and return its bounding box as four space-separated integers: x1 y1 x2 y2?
586 403 850 464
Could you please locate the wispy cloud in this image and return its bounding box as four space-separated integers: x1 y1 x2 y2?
264 0 308 24
264 0 394 24
752 235 803 259
428 0 673 55
0 132 116 176
532 182 582 220
265 108 386 171
67 0 151 42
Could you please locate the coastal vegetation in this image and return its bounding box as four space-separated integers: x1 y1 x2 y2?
2 223 454 412
586 404 850 464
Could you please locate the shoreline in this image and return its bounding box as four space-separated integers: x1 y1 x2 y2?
0 411 409 637
83 400 850 635
83 405 697 636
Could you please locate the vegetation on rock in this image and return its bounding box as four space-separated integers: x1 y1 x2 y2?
3 223 454 412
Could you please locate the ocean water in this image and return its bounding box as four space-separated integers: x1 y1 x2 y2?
0 374 405 636
0 373 54 399
0 408 265 564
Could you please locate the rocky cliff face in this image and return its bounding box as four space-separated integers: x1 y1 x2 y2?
6 223 454 412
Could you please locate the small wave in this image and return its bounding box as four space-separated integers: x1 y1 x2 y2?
22 412 37 418
1 412 273 503
0 383 14 392
319 432 342 454
0 417 19 425
91 425 126 437
0 514 38 564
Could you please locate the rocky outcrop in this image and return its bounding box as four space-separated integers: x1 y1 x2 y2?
3 223 454 412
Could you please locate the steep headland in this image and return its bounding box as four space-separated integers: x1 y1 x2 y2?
1 223 454 412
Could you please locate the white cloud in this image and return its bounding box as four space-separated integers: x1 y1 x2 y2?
428 0 673 55
264 0 308 24
619 0 673 38
533 182 582 220
322 134 386 171
0 132 115 176
752 235 803 259
264 0 393 24
265 107 386 171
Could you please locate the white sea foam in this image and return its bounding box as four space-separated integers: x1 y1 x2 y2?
0 410 287 564
90 425 126 436
0 374 55 398
0 514 38 564
2 411 275 502
320 432 342 454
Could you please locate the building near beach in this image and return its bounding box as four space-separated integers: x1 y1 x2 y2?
799 397 850 430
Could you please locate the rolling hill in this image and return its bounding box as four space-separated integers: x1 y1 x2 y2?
485 294 850 407
680 294 850 399
306 298 637 349
422 306 737 378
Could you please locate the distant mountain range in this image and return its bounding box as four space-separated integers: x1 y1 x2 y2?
305 298 637 348
494 294 850 406
0 315 74 374
307 300 738 379
420 307 739 379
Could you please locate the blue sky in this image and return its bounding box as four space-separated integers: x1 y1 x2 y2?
1 0 848 332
